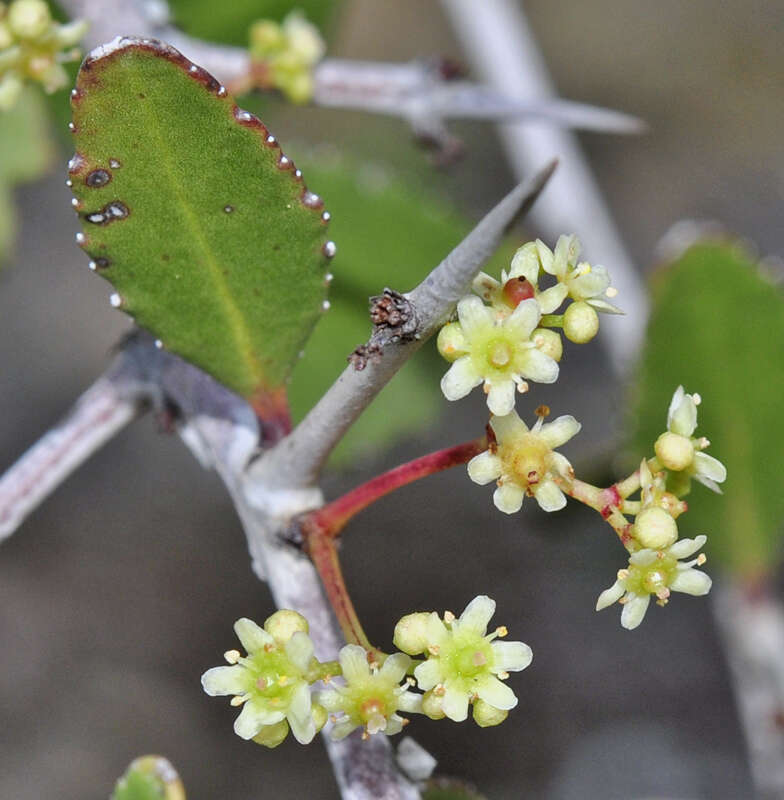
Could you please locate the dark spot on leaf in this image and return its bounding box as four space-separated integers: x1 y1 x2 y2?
161 253 170 261
138 92 146 99
86 169 111 187
253 288 261 296
84 201 129 225
273 244 281 251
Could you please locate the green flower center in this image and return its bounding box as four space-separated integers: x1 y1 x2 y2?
488 341 512 367
440 631 494 686
245 648 301 710
344 677 398 725
500 433 550 489
624 555 678 596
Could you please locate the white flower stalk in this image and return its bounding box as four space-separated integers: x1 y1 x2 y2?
201 613 320 746
467 409 581 514
405 596 532 725
438 295 559 415
537 234 622 314
655 386 727 493
596 535 712 630
317 646 422 740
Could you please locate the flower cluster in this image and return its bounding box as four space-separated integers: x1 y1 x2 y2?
248 11 325 104
596 387 725 629
202 597 531 744
0 0 87 110
438 235 620 415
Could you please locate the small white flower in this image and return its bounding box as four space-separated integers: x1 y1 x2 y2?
317 646 422 740
201 615 319 745
467 409 580 514
439 295 559 415
596 535 712 630
655 386 727 493
411 596 532 724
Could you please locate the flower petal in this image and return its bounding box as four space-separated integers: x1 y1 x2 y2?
467 451 503 485
338 644 370 683
441 682 470 722
457 595 496 635
668 534 707 559
380 652 411 684
486 380 516 416
539 415 581 449
693 473 723 493
201 665 248 696
669 390 697 436
490 409 527 440
384 715 404 736
331 719 357 740
476 675 518 711
441 356 481 401
234 618 273 653
493 483 525 514
629 548 658 566
667 386 685 426
532 479 566 512
547 452 574 478
536 283 569 314
491 640 533 672
694 452 727 483
570 264 610 300
286 683 316 744
317 688 345 712
234 699 285 740
505 298 540 339
414 658 443 691
620 593 650 630
472 271 501 302
456 295 494 337
587 297 624 314
285 631 314 672
424 611 449 647
508 243 540 284
517 347 559 384
397 691 423 714
535 239 554 274
670 568 712 596
596 581 625 611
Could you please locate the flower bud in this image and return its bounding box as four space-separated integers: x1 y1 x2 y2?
634 506 678 549
263 608 309 642
472 698 508 728
563 301 599 343
436 322 467 362
7 0 51 40
252 719 289 748
421 689 446 720
250 19 286 55
532 327 563 362
654 431 694 472
393 612 431 655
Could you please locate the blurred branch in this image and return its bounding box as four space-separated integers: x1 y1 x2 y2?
253 163 556 490
441 0 649 373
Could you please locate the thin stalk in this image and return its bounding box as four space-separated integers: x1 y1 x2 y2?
305 437 486 539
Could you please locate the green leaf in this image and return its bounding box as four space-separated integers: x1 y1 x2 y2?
629 241 784 576
168 0 339 45
0 88 54 262
111 756 184 800
287 153 516 462
70 39 331 425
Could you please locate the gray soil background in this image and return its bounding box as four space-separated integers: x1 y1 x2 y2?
2 0 783 797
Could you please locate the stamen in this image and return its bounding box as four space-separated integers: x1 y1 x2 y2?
606 287 618 298
697 553 707 565
224 649 241 664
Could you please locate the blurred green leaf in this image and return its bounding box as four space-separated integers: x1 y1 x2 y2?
111 755 185 800
70 41 330 421
422 777 488 800
288 152 515 462
0 87 54 261
629 241 784 576
168 0 339 45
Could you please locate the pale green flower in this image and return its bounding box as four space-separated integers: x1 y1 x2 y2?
596 535 712 630
467 409 581 514
409 596 532 724
439 295 559 415
655 386 727 493
317 645 422 740
201 614 319 745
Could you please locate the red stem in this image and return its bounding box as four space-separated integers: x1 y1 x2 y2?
305 436 487 539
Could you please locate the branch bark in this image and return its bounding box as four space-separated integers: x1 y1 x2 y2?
253 163 556 489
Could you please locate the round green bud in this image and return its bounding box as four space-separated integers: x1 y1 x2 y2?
252 719 289 748
7 0 51 40
654 431 695 472
437 322 468 362
563 301 599 343
263 608 309 643
472 698 508 728
421 689 446 720
393 612 431 655
533 327 563 362
312 703 328 733
634 506 678 550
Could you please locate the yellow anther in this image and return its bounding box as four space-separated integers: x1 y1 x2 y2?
606 286 618 298
496 625 508 637
697 553 707 565
444 610 456 624
230 695 246 707
617 569 629 580
224 649 241 664
428 644 440 656
498 670 510 680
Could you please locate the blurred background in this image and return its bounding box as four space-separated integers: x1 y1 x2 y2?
1 0 783 797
